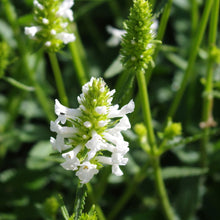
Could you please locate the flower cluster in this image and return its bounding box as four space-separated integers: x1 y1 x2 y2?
25 0 75 52
50 77 134 183
120 0 156 72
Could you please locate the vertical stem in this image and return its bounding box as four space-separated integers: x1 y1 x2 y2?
167 0 214 118
152 157 175 220
200 0 219 167
136 69 175 220
48 53 68 106
146 0 173 84
136 70 156 149
190 0 199 35
69 41 87 86
74 183 87 220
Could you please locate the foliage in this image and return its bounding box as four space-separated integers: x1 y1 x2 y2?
0 0 220 219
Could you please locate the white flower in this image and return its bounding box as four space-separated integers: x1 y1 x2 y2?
106 25 126 47
95 106 108 115
33 0 44 10
57 0 74 21
61 145 81 170
56 32 76 44
24 26 40 37
76 162 99 184
50 77 134 184
25 0 75 51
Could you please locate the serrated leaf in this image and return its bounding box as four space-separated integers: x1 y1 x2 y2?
104 56 123 78
162 167 208 179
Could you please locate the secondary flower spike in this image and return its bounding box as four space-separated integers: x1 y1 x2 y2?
120 0 156 72
50 77 135 184
25 0 75 52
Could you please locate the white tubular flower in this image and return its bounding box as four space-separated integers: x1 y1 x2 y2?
50 77 135 184
76 162 99 184
24 26 40 38
57 0 74 21
24 0 75 52
106 25 126 47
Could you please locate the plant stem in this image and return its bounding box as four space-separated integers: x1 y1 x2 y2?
190 0 199 35
69 40 87 86
146 0 173 84
48 53 68 106
167 0 214 118
200 0 219 167
74 183 87 220
136 69 175 220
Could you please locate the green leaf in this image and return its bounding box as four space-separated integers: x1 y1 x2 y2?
26 141 54 170
58 194 70 220
162 167 208 179
164 53 187 70
3 76 35 91
104 56 123 78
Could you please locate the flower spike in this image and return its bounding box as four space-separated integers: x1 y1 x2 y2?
50 77 135 183
25 0 75 52
120 0 156 72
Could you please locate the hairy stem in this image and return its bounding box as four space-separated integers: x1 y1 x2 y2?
136 69 175 220
74 183 87 220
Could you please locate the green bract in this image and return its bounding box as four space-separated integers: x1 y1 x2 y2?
120 0 155 73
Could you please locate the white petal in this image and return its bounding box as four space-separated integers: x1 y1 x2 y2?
112 165 123 176
113 115 131 131
55 99 81 118
108 100 135 118
56 32 76 44
24 26 40 37
106 25 126 47
84 121 92 128
95 106 108 115
76 161 99 184
98 120 108 127
42 18 49 24
33 0 44 10
57 0 74 21
96 156 112 165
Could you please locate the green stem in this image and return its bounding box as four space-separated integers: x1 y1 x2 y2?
136 70 156 149
200 0 219 167
167 0 214 118
74 183 87 220
69 40 87 86
146 0 173 84
152 157 175 220
190 0 199 35
136 69 175 220
48 53 68 106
